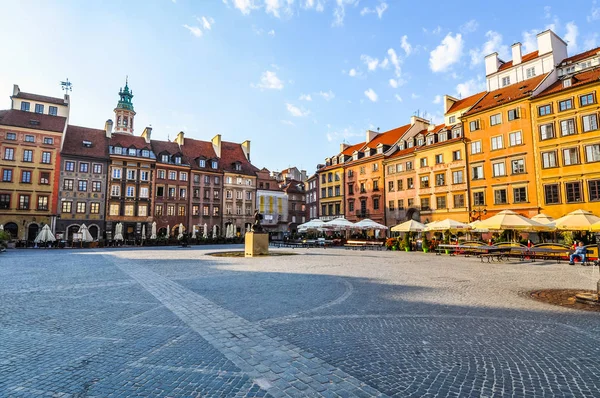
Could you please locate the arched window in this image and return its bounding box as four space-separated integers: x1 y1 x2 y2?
4 222 18 239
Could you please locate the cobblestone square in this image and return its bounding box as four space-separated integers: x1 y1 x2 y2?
1 247 599 397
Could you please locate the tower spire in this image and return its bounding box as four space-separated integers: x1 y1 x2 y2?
113 77 136 135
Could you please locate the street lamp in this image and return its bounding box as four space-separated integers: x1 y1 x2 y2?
471 207 487 222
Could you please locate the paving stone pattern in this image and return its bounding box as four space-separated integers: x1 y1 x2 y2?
1 247 600 397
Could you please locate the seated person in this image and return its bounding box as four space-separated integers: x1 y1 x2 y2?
569 241 587 265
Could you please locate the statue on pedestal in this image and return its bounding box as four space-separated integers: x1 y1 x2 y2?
252 209 264 233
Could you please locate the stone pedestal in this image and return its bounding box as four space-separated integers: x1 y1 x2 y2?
245 232 269 257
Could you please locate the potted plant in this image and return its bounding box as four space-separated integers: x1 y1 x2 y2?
402 233 411 252
443 230 451 254
422 234 430 253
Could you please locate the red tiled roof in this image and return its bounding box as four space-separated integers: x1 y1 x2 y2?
62 125 109 159
12 91 67 105
446 91 487 114
415 136 463 151
535 67 600 98
0 109 66 132
341 142 365 156
497 51 539 72
109 133 152 150
179 137 218 170
464 74 549 116
151 140 182 157
425 124 446 135
221 141 259 176
560 47 600 65
283 179 305 194
364 123 411 148
386 146 417 160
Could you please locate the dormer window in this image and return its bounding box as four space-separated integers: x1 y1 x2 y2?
142 150 150 157
175 156 181 164
128 148 136 156
211 160 218 169
235 163 242 171
377 146 383 154
563 79 572 88
426 136 435 145
162 154 169 163
83 140 92 148
417 138 424 146
448 115 456 124
364 150 370 157
407 141 414 148
399 142 405 150
114 146 122 154
353 152 358 160
452 128 462 138
439 132 448 142
199 159 206 167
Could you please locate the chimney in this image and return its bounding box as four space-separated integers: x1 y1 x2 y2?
12 84 20 97
427 123 436 132
141 126 152 144
485 52 501 75
511 42 522 65
366 129 378 143
443 95 457 113
175 131 185 146
340 143 350 153
105 119 113 138
537 30 552 55
212 134 222 158
242 140 251 162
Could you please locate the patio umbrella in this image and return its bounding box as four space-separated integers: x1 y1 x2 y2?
166 224 170 237
203 223 208 239
141 225 146 240
34 224 56 243
78 223 94 242
554 209 600 231
425 218 471 232
177 223 184 239
114 223 124 241
192 225 197 239
391 219 426 232
477 210 551 231
151 221 157 239
0 224 3 231
468 220 489 233
354 218 389 230
298 219 325 232
212 224 218 237
323 217 355 231
530 213 556 229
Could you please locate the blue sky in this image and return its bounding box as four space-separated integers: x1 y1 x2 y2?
1 1 599 173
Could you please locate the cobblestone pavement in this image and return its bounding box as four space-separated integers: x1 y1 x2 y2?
1 247 599 397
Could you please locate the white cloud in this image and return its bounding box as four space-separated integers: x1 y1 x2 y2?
584 33 598 51
522 29 538 53
319 90 335 101
252 70 284 90
200 16 214 30
460 19 478 34
565 21 579 53
433 95 441 104
400 35 412 56
455 77 485 98
286 103 310 117
361 54 380 71
395 94 403 102
543 5 552 19
429 33 463 72
360 2 388 18
589 1 600 22
281 120 295 126
299 94 312 101
183 24 203 37
411 93 420 99
268 29 275 36
387 48 401 77
348 68 361 77
469 31 508 67
364 88 378 102
265 0 282 17
332 0 358 27
389 79 398 88
423 25 442 35
304 0 324 11
233 0 256 14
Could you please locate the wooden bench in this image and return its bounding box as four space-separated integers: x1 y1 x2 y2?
344 241 385 250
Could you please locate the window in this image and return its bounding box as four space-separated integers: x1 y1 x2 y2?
91 164 101 174
21 170 31 183
37 196 49 211
162 155 170 163
372 163 379 172
526 67 536 78
435 173 445 186
511 159 525 174
112 168 122 179
49 106 58 116
388 181 394 192
372 181 379 191
124 205 135 216
175 157 181 165
3 147 14 160
565 181 582 203
90 203 100 214
436 196 446 209
180 172 188 181
128 148 136 156
61 201 72 213
538 104 552 116
140 187 149 198
77 162 88 172
559 99 573 111
35 104 44 114
6 132 16 140
421 198 430 211
202 205 209 216
448 115 456 124
542 151 558 168
452 150 461 161
452 170 463 184
407 177 414 189
127 169 136 180
109 204 120 216
472 165 484 180
407 198 414 207
214 176 220 184
155 205 163 216
141 150 150 158
588 180 600 201
539 123 555 140
156 186 164 197
435 154 443 164
405 161 413 171
580 93 594 106
235 163 242 171
491 136 503 150
157 170 165 179
179 188 186 199
19 195 30 210
347 185 354 195
373 198 380 210
471 141 482 154
585 144 600 162
544 184 560 204
389 200 395 210
63 179 73 190
76 202 86 213
397 179 403 190
418 158 427 168
560 119 576 136
91 181 101 192
213 206 220 216
111 185 120 196
582 114 598 132
137 171 148 181
490 114 502 126
168 171 176 180
177 205 186 216
469 120 480 131
563 148 580 166
494 189 507 204
513 187 527 203
2 169 12 182
126 186 135 197
420 176 429 188
36 171 50 185
454 194 465 208
398 199 405 209
359 166 366 175
21 101 30 111
211 161 218 169
25 135 35 142
23 150 33 162
168 187 176 198
509 131 522 146
114 146 122 155
501 76 510 87
492 162 506 177
213 190 219 199
77 180 87 191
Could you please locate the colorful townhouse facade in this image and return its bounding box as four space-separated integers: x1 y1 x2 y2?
306 173 319 220
256 167 287 236
317 143 353 221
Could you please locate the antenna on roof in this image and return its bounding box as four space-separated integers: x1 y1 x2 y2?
167 134 170 142
60 78 72 92
377 127 380 132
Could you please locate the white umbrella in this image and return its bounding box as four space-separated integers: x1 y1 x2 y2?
298 219 325 232
114 223 124 241
354 218 389 230
323 217 355 231
192 225 197 239
166 224 170 237
78 223 94 242
141 225 146 240
0 224 3 231
177 223 184 239
554 209 600 231
391 219 426 232
468 220 489 233
425 218 471 232
203 223 208 239
151 221 157 239
225 224 230 238
212 224 218 237
477 210 551 231
34 224 56 243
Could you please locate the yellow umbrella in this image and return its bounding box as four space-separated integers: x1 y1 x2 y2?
590 220 600 232
425 218 471 232
468 220 489 233
391 219 426 232
554 209 600 231
477 210 551 231
530 213 556 228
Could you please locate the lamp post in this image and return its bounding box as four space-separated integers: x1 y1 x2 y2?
470 207 487 222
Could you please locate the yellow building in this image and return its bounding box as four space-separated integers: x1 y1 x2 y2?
462 74 549 219
318 143 361 220
530 67 600 218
